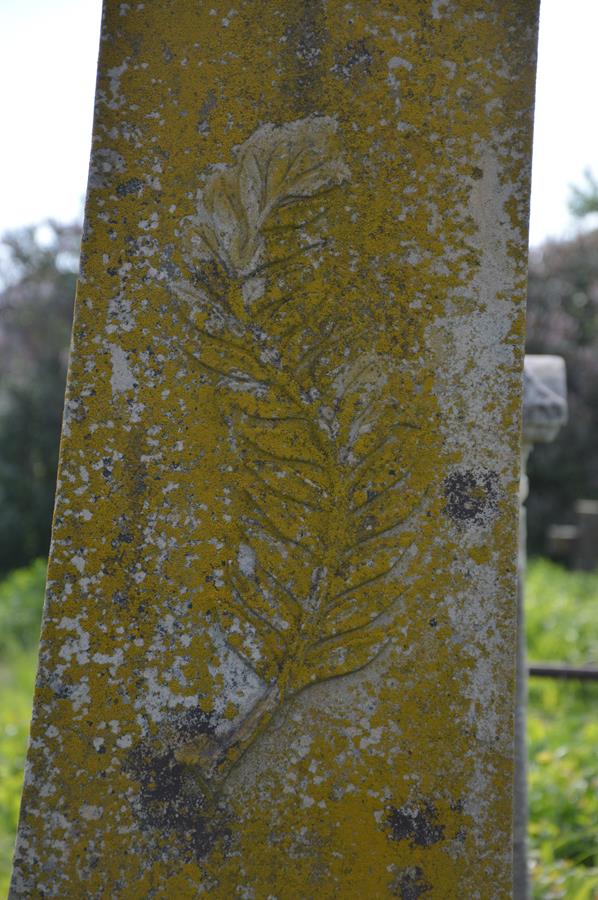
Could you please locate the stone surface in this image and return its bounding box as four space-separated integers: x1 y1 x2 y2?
11 2 539 897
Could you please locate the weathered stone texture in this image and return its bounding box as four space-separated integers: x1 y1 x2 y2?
11 2 539 897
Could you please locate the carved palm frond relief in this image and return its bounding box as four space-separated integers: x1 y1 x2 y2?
171 117 427 787
181 116 350 280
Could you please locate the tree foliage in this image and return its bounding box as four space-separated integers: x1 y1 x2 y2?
0 222 79 574
569 169 598 220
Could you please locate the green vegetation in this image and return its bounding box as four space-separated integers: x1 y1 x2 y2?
0 557 596 896
0 559 47 657
526 559 598 899
0 560 46 896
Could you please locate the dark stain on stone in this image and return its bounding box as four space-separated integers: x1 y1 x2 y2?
443 468 498 524
386 801 445 848
197 90 217 134
455 826 467 845
111 530 133 550
332 38 374 82
283 2 328 114
116 177 144 198
47 672 72 700
390 866 433 900
126 707 227 861
471 166 484 180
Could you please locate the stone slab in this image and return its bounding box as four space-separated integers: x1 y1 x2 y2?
11 2 539 897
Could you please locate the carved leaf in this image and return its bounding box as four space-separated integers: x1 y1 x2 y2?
180 116 350 279
171 117 430 783
207 348 426 697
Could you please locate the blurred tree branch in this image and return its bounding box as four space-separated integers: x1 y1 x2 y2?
569 169 598 219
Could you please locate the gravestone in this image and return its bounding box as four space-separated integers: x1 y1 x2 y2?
519 354 568 571
573 500 598 572
11 2 540 897
547 524 578 565
547 503 598 571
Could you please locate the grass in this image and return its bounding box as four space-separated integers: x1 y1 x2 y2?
0 560 46 898
0 557 596 897
526 559 598 899
0 650 39 896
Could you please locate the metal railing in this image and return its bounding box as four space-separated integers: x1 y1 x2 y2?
528 663 598 681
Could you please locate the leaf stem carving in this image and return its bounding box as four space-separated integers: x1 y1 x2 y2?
170 117 427 790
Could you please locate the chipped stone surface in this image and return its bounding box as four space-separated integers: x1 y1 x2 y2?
11 2 539 897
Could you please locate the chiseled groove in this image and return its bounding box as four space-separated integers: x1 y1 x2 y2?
242 490 318 561
350 471 410 513
348 511 415 552
322 589 408 643
262 208 327 236
328 540 416 608
253 292 294 321
255 561 304 619
230 574 286 641
241 460 323 513
292 641 390 698
194 223 234 277
247 239 326 280
236 408 314 430
180 344 273 389
242 456 324 499
239 433 326 472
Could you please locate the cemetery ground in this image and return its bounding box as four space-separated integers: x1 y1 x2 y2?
0 560 595 899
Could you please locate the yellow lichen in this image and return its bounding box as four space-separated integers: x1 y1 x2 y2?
11 2 539 897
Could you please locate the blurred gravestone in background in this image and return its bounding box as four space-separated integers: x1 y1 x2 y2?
547 499 598 572
0 223 79 574
526 229 598 558
573 500 598 571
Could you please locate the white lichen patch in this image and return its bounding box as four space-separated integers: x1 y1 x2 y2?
109 344 136 395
